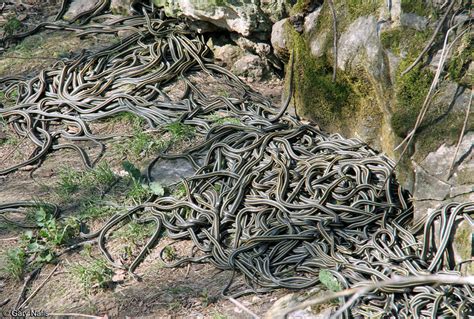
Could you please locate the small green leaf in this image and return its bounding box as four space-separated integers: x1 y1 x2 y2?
35 208 47 223
146 181 165 196
27 242 43 252
122 161 142 182
24 230 33 240
319 269 341 292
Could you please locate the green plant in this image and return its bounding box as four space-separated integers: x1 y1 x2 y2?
56 167 82 197
87 162 116 187
122 161 165 203
163 246 177 261
115 131 169 159
2 248 26 280
173 182 187 198
4 16 22 35
207 113 242 126
200 288 217 307
56 163 116 200
319 269 341 292
70 258 114 293
166 122 195 140
112 220 155 243
20 207 79 265
78 201 116 221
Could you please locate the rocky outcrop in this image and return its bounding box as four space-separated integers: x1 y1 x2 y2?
271 18 289 59
63 0 101 21
153 0 282 37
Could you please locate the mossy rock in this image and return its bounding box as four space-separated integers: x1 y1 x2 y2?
454 220 474 275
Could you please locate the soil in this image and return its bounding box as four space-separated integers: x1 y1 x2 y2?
0 4 293 319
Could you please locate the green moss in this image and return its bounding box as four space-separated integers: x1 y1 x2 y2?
287 25 352 130
391 63 434 137
4 16 22 35
346 0 381 20
290 0 311 14
454 222 473 275
413 111 474 162
447 33 473 86
401 0 427 16
387 26 434 138
457 167 474 185
380 27 431 56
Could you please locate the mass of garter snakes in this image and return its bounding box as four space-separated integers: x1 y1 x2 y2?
0 2 473 318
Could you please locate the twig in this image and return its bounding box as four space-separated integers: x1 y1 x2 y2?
18 263 61 310
227 296 260 319
0 236 19 241
48 313 106 319
401 0 456 76
15 267 41 309
280 274 474 318
327 0 338 82
447 87 472 179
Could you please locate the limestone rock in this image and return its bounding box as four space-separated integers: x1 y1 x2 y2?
261 0 288 23
337 16 385 80
264 292 334 319
110 0 133 15
63 0 100 21
230 34 271 56
214 44 243 68
271 18 289 59
149 158 196 186
413 163 450 201
423 132 473 177
400 13 428 31
304 7 322 34
232 54 267 81
309 31 328 58
153 0 275 36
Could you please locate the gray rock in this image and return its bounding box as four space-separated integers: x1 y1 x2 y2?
337 16 385 79
412 199 444 222
261 0 288 23
153 0 273 36
389 0 402 24
110 0 133 15
230 34 271 56
413 163 451 201
63 0 100 21
264 292 334 319
386 50 401 84
232 54 267 80
400 13 428 31
149 158 196 186
452 219 474 275
214 44 243 67
450 185 474 198
271 18 289 59
309 31 328 58
304 7 322 34
420 132 474 181
452 160 474 186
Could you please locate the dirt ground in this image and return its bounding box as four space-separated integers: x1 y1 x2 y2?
0 4 299 319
